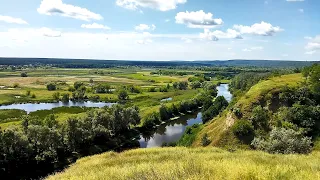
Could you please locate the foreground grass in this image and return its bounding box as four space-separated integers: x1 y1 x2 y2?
47 147 320 180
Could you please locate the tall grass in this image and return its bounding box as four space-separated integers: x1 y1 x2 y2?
47 147 320 180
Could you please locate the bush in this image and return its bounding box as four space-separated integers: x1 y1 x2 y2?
148 87 156 92
13 83 20 88
232 120 254 137
252 128 312 154
201 133 211 146
47 83 57 91
31 94 36 98
118 90 129 100
74 81 84 90
61 93 70 103
26 90 31 96
21 72 28 77
68 86 76 92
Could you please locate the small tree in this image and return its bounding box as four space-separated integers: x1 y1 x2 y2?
61 93 70 103
118 90 129 101
74 81 84 90
47 83 57 91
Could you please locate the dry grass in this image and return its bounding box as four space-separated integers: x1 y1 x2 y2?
47 147 320 180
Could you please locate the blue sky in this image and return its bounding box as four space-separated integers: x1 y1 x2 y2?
0 0 319 60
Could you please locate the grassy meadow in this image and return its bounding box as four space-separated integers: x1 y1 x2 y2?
0 67 222 129
47 147 320 180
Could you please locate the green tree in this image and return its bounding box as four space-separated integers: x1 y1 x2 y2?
47 83 57 91
118 90 129 101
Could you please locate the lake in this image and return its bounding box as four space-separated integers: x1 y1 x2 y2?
0 101 116 113
139 84 232 148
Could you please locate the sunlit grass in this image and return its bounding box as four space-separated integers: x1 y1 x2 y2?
47 147 320 180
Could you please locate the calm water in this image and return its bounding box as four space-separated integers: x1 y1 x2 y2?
0 101 116 113
217 84 233 102
139 84 232 148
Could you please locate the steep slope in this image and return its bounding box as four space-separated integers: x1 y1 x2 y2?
193 74 303 148
47 147 320 180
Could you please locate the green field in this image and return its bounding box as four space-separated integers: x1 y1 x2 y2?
0 68 222 128
47 147 320 180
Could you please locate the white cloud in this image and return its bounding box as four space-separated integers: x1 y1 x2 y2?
165 19 170 22
299 9 304 13
81 23 111 30
200 29 242 41
233 21 283 36
135 24 156 31
304 35 320 55
286 0 304 2
37 0 103 21
0 15 28 24
175 10 223 29
116 0 186 11
304 36 312 40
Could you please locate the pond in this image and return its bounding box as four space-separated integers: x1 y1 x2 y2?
0 101 116 114
139 83 232 148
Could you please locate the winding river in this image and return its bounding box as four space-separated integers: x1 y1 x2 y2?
139 84 232 148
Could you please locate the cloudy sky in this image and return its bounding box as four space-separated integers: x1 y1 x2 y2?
0 0 319 61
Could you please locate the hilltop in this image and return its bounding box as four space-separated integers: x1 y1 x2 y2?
190 73 305 148
47 147 320 180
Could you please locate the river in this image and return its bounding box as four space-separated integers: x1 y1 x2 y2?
139 84 232 148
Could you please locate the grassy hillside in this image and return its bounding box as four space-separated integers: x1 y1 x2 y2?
192 74 304 148
47 147 320 180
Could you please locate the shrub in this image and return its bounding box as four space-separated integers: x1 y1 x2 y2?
68 86 76 92
74 81 84 90
61 93 70 103
118 90 129 100
252 128 312 154
31 94 36 98
26 90 31 96
232 120 254 137
148 87 156 92
21 72 28 77
47 83 57 91
13 83 20 88
201 133 211 146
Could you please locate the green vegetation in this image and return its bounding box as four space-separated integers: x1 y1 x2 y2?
2 60 319 179
47 147 320 180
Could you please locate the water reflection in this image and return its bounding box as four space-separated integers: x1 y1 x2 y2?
0 101 116 113
139 112 202 148
217 84 233 102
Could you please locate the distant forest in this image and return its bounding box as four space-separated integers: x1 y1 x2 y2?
0 58 318 68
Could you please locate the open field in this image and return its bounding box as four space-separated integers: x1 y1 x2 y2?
0 68 225 129
47 147 320 180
